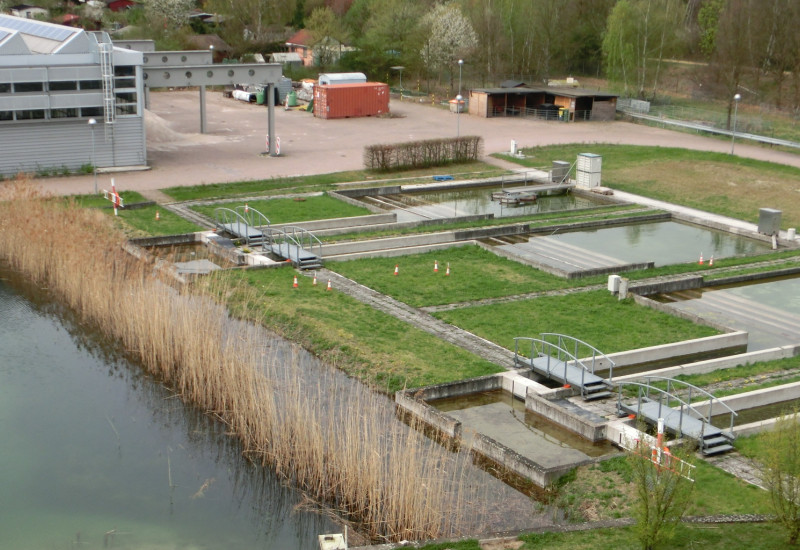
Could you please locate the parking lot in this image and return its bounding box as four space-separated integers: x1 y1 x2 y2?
29 88 800 197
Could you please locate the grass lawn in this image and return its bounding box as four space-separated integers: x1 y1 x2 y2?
495 144 800 228
328 245 576 307
67 192 201 236
191 193 372 224
161 162 506 202
435 290 721 354
216 267 502 392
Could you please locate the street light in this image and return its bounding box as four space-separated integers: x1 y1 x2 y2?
457 59 464 138
88 118 97 193
730 93 741 155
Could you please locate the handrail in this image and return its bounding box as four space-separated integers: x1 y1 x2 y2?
264 225 323 264
513 336 595 398
234 205 270 230
539 332 616 381
214 207 256 246
616 379 737 441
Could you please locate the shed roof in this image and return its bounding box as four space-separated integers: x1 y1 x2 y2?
471 86 617 99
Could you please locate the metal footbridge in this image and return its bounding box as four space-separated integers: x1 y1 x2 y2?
617 376 737 456
513 333 615 400
214 206 323 269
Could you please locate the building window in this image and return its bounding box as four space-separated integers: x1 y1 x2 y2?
79 80 102 90
16 110 46 120
0 83 10 93
115 91 137 116
51 108 79 119
81 106 103 117
114 65 135 77
0 111 12 121
14 82 44 93
50 81 78 91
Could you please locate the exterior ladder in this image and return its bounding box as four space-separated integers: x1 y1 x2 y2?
99 39 115 128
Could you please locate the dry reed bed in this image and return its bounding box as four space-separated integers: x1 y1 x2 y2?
0 182 489 542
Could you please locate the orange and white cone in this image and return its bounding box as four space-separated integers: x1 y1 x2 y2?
293 275 298 288
394 264 399 276
698 253 704 265
434 260 439 273
445 263 450 276
244 203 249 213
326 280 332 291
312 273 318 286
155 211 160 221
709 255 714 266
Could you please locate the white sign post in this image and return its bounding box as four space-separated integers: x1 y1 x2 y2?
102 178 124 216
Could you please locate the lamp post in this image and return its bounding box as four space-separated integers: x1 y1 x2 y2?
730 93 741 155
457 59 463 137
88 118 97 194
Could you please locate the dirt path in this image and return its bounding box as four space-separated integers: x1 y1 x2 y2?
24 89 800 197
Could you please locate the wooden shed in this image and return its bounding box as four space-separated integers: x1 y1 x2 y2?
468 87 617 121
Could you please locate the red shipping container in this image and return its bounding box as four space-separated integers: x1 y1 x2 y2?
314 82 389 119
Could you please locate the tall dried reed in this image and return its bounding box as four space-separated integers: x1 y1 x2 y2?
0 180 490 541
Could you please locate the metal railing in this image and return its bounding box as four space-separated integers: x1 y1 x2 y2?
234 205 270 231
213 207 266 247
513 333 614 398
264 225 323 265
617 376 737 442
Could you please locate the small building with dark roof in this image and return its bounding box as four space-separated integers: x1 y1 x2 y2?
468 86 618 121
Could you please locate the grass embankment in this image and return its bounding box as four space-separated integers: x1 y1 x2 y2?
161 162 505 202
218 267 502 391
70 192 201 236
191 193 373 224
0 181 489 542
496 144 800 228
435 290 720 354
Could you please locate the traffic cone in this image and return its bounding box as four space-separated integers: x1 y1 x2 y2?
434 260 439 273
312 273 318 286
698 253 704 265
709 255 714 266
394 264 399 276
326 279 332 291
244 203 249 214
155 211 160 221
445 263 450 276
293 275 298 288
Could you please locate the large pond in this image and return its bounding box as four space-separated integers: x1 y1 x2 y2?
0 272 337 549
381 186 600 222
538 220 772 267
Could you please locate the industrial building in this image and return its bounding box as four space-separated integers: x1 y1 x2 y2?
0 14 145 177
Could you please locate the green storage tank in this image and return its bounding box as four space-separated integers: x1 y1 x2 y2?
255 90 265 105
288 91 298 107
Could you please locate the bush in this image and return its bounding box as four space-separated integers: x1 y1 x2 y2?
364 136 483 171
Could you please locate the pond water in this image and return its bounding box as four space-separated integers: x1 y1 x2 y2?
540 220 772 267
711 400 798 429
384 186 600 222
656 276 800 351
0 271 336 550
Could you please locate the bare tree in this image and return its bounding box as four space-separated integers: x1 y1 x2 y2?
759 410 800 545
629 440 694 550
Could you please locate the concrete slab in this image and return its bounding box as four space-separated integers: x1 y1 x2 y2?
446 401 591 469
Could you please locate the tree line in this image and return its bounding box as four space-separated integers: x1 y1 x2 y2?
135 1 800 110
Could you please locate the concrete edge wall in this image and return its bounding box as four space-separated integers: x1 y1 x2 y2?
526 212 672 236
568 262 654 280
705 266 800 288
615 345 800 383
733 414 800 437
335 186 403 198
475 240 569 277
394 392 462 439
470 431 586 487
322 231 457 255
129 232 201 247
592 331 749 372
629 275 705 296
328 190 386 214
671 212 784 245
692 380 800 417
632 293 737 333
326 241 474 262
270 213 398 232
525 392 607 442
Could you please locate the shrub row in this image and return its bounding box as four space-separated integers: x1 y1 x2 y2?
364 136 483 171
